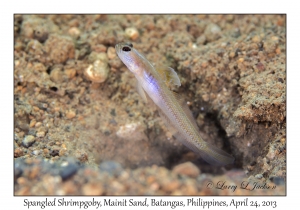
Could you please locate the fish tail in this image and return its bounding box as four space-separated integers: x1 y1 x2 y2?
199 143 235 166
174 132 234 166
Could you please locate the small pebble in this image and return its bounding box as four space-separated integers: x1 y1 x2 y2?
256 62 265 71
68 27 81 38
35 122 42 128
202 94 210 102
88 52 108 63
266 146 276 160
238 58 244 63
110 180 125 193
22 135 36 148
43 148 49 155
204 23 221 42
33 62 46 73
32 150 40 155
275 47 281 54
29 119 36 128
107 47 116 59
271 36 279 41
171 190 183 196
255 174 263 179
76 152 88 163
149 182 159 191
196 34 206 45
50 68 64 83
14 148 24 157
17 177 27 185
172 162 200 178
64 68 76 79
28 166 40 179
201 61 208 68
229 51 235 58
252 35 261 43
62 180 76 194
125 27 139 40
184 183 198 195
66 110 76 119
160 179 180 192
36 131 45 138
82 183 103 195
59 149 66 156
92 44 107 53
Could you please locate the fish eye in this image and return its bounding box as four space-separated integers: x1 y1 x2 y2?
122 46 131 52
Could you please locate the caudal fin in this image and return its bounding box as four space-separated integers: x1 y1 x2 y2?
199 143 235 166
173 132 234 166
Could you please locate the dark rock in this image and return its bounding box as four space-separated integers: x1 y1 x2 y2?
22 135 35 148
270 176 285 185
59 161 80 181
50 146 60 157
14 161 23 181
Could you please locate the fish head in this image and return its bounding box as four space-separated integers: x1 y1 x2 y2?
115 42 147 75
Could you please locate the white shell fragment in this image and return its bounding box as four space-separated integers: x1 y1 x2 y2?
116 122 147 141
84 59 109 83
125 27 139 41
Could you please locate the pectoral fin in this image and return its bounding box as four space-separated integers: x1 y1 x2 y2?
136 80 148 103
136 80 157 110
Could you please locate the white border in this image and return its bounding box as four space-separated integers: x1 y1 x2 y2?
2 0 296 209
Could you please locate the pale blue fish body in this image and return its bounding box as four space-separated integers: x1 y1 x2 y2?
115 42 234 166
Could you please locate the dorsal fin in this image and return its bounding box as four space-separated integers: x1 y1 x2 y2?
155 65 181 87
